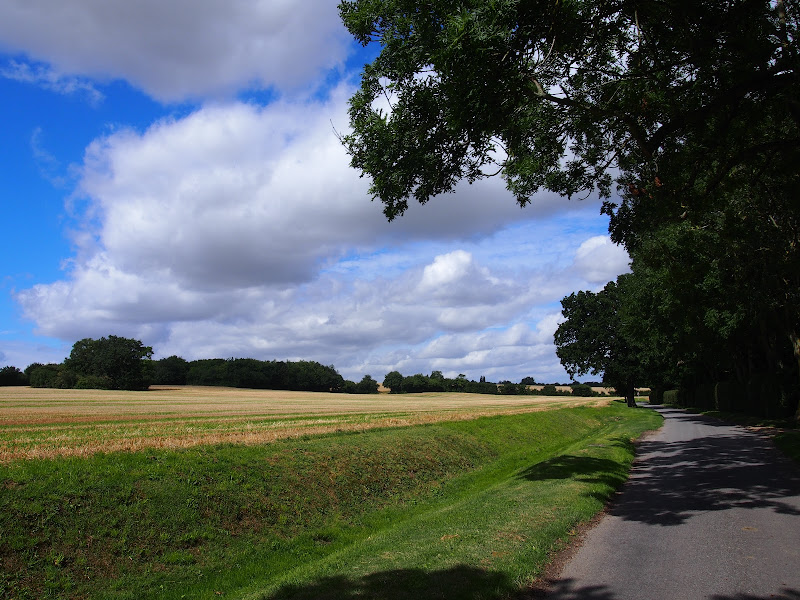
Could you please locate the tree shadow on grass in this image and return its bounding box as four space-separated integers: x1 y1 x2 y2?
262 565 509 600
515 437 634 502
517 452 629 483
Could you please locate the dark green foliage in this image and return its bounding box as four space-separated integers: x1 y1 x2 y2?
774 431 800 464
183 358 344 392
149 355 190 385
382 371 499 395
499 382 523 395
648 388 665 406
529 384 572 397
0 366 26 386
27 364 63 388
382 370 404 392
342 375 380 394
74 375 112 389
401 373 432 393
570 384 595 397
555 279 640 406
339 0 797 217
355 375 379 394
64 336 153 390
287 361 345 392
185 358 228 386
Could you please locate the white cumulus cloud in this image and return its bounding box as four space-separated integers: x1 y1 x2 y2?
572 235 630 284
0 0 352 101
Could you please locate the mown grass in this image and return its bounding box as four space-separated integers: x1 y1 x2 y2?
0 403 661 599
774 430 800 463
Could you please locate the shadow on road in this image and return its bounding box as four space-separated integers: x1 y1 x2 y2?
606 407 800 526
523 579 800 600
516 577 613 599
709 590 800 600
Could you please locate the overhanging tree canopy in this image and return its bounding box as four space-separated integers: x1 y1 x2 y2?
339 0 798 225
340 0 800 414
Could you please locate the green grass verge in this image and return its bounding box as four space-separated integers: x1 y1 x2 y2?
774 431 800 464
0 404 661 599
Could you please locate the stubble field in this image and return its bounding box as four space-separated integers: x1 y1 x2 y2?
0 385 608 461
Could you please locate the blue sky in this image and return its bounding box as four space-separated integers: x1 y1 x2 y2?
0 1 629 383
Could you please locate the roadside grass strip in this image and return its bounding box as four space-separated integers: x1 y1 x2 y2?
0 403 661 599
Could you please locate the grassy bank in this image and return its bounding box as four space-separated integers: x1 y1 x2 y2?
0 403 661 599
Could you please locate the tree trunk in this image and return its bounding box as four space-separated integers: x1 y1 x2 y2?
626 381 637 408
791 330 800 422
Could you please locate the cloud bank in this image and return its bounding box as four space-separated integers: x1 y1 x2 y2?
0 0 351 101
3 3 631 382
15 86 627 381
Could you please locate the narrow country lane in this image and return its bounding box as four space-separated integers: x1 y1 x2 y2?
544 406 800 600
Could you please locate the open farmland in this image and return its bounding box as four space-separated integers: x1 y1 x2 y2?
0 385 609 461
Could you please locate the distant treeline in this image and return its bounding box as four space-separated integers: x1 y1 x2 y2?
148 355 380 394
381 371 604 397
2 336 605 396
8 336 376 393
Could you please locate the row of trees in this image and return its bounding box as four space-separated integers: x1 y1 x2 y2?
19 339 380 394
338 0 799 417
381 371 602 397
148 355 377 394
383 371 498 394
7 337 602 397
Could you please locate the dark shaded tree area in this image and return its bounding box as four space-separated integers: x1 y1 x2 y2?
25 336 153 391
382 370 498 394
17 338 367 394
339 0 800 417
381 371 600 397
0 366 26 386
149 356 354 393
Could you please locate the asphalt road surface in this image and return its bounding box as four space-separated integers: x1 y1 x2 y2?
545 405 800 600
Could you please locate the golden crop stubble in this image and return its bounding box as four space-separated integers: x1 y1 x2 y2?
0 386 607 461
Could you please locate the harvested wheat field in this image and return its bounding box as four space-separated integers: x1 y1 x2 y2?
0 385 609 461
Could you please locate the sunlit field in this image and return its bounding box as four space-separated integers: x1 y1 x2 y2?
0 385 609 461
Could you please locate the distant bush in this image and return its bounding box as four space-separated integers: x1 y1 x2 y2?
648 388 665 405
75 375 113 390
343 375 379 394
0 366 27 386
28 364 62 388
570 384 595 397
149 355 190 385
